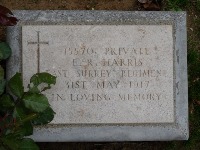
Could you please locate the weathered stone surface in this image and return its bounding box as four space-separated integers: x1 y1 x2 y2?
22 25 174 124
7 11 188 141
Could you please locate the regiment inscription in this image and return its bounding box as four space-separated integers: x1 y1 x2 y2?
22 25 174 124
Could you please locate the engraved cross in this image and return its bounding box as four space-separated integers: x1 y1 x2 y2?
27 31 49 73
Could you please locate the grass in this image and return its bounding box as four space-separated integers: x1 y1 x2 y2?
197 0 200 10
167 0 189 10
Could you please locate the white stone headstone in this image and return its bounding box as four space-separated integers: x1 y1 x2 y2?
7 11 188 141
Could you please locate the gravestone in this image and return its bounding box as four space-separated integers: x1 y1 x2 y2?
7 11 188 141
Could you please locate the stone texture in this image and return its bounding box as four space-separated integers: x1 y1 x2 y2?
22 25 174 124
7 11 188 141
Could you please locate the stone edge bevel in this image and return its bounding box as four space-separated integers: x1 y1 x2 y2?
6 11 188 141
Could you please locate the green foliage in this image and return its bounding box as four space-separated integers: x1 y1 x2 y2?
0 73 56 150
32 107 55 125
8 73 24 98
188 42 200 101
23 93 50 113
197 0 200 11
29 72 56 93
0 94 14 109
185 40 200 149
193 18 200 42
0 66 4 80
0 42 10 96
19 138 39 150
0 42 12 60
167 0 189 10
0 5 44 150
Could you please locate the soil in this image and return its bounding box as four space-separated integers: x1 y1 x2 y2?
0 0 138 41
37 142 172 150
0 0 199 150
0 0 137 11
